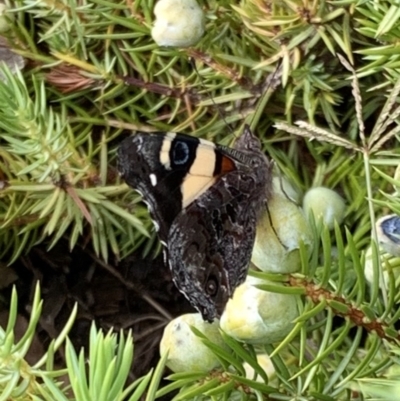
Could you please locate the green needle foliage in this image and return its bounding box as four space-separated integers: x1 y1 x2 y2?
1 0 400 400
0 284 158 401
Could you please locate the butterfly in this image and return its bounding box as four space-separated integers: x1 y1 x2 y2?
117 125 273 322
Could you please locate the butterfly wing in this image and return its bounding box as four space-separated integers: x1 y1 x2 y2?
167 172 258 321
167 127 273 321
118 132 233 242
118 127 273 322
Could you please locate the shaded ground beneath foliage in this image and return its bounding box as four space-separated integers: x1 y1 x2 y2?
1 241 194 381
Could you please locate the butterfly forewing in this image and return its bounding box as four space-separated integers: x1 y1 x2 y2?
118 132 233 241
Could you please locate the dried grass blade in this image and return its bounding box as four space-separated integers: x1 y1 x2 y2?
275 121 361 151
337 54 365 146
369 76 400 151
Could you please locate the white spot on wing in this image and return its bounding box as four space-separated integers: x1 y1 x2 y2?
149 173 157 186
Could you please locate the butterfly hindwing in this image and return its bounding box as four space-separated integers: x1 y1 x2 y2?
167 172 259 321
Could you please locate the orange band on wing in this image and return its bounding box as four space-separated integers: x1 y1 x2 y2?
219 154 236 174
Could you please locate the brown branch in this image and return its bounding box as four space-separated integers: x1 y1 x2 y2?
123 75 201 102
289 276 400 342
186 48 255 91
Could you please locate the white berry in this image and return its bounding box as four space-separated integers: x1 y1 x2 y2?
0 4 12 33
364 245 400 290
159 313 227 372
220 276 298 344
303 187 346 230
151 0 205 47
252 192 313 274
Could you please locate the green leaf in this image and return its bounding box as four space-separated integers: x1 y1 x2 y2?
220 333 268 383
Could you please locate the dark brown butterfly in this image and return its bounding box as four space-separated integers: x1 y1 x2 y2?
118 126 272 322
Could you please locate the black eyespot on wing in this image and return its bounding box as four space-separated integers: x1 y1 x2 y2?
170 137 198 168
172 141 190 165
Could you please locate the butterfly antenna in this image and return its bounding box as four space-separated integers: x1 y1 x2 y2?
189 57 234 135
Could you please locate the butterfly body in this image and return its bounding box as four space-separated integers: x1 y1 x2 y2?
118 126 272 322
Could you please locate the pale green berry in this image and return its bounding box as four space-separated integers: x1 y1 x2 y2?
159 313 226 372
252 192 313 274
151 0 205 47
303 187 345 230
243 354 275 380
220 276 298 344
364 245 400 290
272 175 302 204
0 4 12 33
